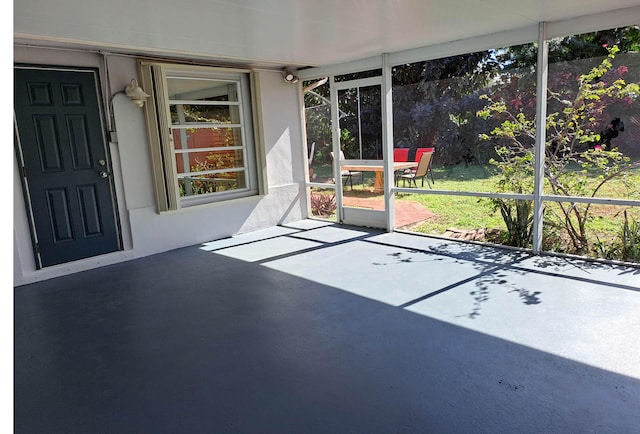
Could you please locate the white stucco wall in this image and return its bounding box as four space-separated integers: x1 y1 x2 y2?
13 47 308 286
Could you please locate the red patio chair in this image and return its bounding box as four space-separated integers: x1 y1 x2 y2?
393 148 409 162
393 148 410 185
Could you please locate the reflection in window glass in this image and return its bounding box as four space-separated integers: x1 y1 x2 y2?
174 150 244 174
392 43 537 193
170 104 240 124
166 78 238 102
167 74 249 198
179 170 245 197
172 127 241 149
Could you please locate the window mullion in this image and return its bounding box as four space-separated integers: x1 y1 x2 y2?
174 146 244 154
232 81 249 189
179 167 244 177
175 104 193 196
168 99 241 106
171 124 244 129
533 22 549 254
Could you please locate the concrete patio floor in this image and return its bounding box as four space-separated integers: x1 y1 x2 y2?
14 220 640 433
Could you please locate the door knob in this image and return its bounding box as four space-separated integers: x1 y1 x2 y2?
99 171 109 178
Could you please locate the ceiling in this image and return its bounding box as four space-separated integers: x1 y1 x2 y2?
13 0 640 69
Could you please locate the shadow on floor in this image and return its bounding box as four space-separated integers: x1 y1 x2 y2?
14 222 640 433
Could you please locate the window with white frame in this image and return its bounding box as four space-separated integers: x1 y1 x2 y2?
139 63 262 211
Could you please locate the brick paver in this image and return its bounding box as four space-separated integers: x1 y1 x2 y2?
342 197 435 228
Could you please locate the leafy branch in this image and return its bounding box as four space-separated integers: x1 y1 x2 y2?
477 46 639 253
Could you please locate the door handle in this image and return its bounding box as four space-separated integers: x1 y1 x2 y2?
99 171 110 178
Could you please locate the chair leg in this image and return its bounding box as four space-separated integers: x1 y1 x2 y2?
425 176 432 189
342 174 352 190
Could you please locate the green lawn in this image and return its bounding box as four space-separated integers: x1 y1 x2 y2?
310 162 640 261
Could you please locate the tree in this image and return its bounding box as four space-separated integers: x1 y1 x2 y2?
392 50 504 164
303 81 333 164
478 46 640 252
506 26 640 67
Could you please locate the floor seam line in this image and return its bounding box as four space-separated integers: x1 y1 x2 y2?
254 232 382 265
397 264 505 308
200 226 315 252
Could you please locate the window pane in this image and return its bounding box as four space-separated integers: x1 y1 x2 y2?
170 104 240 124
395 193 513 245
338 85 382 160
543 202 640 262
172 127 243 149
308 187 337 221
334 69 382 82
544 26 640 200
165 73 252 201
392 43 537 193
179 171 246 197
175 150 244 175
303 79 335 184
167 77 239 102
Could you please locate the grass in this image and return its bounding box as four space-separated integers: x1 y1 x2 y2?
309 161 640 260
397 193 505 235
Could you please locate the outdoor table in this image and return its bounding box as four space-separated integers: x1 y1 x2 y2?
341 161 417 192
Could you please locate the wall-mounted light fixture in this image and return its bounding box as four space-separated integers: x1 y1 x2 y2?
124 79 150 107
282 69 299 84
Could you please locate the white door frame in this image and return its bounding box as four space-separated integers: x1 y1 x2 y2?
330 75 389 228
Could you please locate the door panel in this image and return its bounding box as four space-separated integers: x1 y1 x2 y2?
15 67 121 268
333 79 385 228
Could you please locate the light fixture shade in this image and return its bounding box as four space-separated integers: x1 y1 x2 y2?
124 79 150 107
282 69 299 84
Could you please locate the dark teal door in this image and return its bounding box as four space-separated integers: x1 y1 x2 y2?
14 67 121 268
